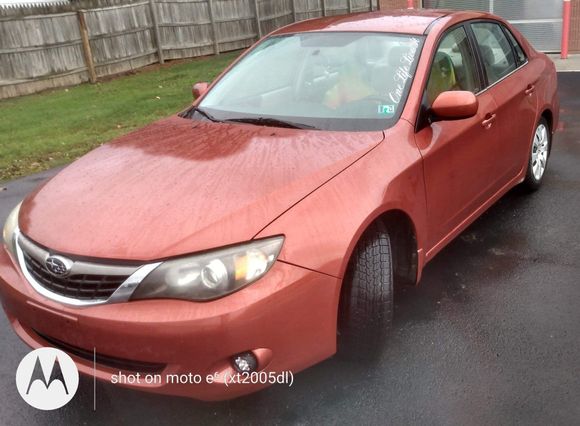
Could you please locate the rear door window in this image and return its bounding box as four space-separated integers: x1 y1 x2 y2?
471 22 518 85
503 27 527 66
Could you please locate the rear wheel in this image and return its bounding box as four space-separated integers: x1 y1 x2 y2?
523 118 551 191
338 221 393 360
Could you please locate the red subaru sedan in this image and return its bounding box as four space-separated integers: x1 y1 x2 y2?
0 9 558 400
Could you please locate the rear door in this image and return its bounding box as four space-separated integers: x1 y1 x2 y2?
415 24 502 252
469 21 538 183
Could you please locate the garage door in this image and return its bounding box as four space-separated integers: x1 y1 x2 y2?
423 0 563 52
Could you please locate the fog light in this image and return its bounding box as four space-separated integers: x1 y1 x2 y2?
232 352 258 373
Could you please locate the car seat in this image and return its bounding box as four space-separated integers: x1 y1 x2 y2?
479 44 498 83
427 51 457 104
369 45 409 97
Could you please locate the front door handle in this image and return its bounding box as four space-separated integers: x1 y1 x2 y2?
524 84 536 96
481 113 497 129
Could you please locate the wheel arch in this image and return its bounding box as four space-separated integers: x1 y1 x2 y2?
539 108 554 154
339 207 421 290
541 108 553 131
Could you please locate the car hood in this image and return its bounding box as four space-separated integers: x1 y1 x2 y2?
19 116 384 261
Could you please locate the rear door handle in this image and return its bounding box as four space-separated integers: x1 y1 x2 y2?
525 84 536 96
481 113 497 129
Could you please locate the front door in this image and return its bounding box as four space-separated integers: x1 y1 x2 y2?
415 25 501 253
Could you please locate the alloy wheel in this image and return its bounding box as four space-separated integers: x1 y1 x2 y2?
532 124 549 181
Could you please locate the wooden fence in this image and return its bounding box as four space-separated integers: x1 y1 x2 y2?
0 0 377 99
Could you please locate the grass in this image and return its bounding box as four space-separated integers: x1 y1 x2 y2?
0 51 240 182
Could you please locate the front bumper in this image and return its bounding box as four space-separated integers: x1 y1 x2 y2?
0 246 339 401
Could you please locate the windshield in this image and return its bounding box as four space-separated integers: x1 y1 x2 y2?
189 32 423 131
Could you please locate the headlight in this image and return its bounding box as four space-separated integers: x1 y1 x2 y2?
131 236 284 301
2 202 21 257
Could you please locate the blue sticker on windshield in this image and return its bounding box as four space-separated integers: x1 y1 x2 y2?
377 104 395 116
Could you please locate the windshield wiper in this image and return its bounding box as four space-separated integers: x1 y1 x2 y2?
187 106 220 122
224 117 316 130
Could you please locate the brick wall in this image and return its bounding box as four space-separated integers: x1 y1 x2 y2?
379 0 420 9
571 0 580 52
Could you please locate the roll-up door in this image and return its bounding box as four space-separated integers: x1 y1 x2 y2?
423 0 563 52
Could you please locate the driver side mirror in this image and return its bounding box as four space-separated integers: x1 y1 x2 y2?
431 91 478 121
192 82 209 100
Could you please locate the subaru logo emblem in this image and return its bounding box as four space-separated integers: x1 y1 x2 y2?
45 256 72 277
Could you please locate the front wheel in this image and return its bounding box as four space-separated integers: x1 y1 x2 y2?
522 118 551 191
338 221 393 361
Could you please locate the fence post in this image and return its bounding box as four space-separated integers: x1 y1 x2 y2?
347 0 352 13
291 0 297 22
253 0 262 39
77 10 97 83
369 0 373 11
207 0 220 55
148 0 164 64
321 0 327 16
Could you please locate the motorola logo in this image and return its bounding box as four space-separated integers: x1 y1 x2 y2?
16 347 79 410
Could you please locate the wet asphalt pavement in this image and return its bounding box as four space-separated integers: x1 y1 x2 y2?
0 74 579 425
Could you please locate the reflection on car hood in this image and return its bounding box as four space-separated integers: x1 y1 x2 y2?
19 116 384 261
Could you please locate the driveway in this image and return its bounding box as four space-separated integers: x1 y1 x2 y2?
0 74 579 425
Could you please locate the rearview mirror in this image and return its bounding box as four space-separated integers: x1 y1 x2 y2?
192 82 209 100
431 91 478 121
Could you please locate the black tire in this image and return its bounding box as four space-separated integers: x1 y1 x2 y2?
338 221 393 361
522 117 551 192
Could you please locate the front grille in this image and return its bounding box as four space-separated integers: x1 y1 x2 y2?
35 330 166 373
23 252 129 301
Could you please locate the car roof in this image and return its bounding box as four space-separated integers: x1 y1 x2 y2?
272 9 489 36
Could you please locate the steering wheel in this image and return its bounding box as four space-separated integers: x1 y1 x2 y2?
293 52 333 100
